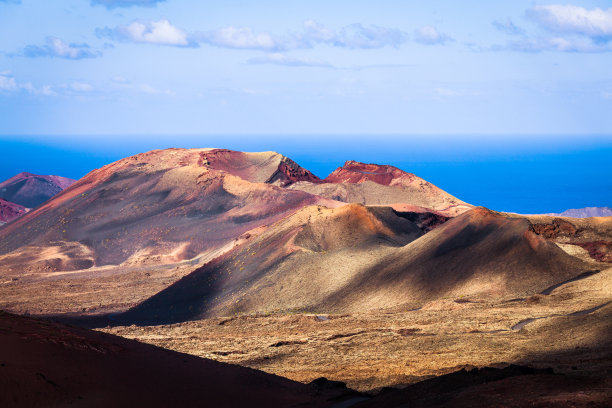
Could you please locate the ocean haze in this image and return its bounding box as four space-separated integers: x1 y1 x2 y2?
0 134 610 214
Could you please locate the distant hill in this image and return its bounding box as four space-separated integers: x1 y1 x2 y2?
0 172 75 208
0 198 28 226
554 207 612 218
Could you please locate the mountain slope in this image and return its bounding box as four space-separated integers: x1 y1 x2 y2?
120 204 429 323
120 207 595 324
289 161 471 216
0 148 338 271
0 171 75 208
0 198 27 226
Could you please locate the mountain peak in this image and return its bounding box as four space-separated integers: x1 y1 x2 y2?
0 172 76 208
325 160 417 186
197 148 321 186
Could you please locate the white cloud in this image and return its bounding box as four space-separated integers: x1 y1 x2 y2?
199 26 279 50
0 71 57 95
100 19 407 51
302 21 406 49
527 5 612 39
22 37 100 59
303 20 336 43
247 53 332 68
70 82 94 92
97 19 195 47
414 25 452 45
492 5 612 53
198 21 406 51
502 36 611 53
0 71 18 91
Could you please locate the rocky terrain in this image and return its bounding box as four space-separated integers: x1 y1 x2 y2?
0 148 611 406
0 172 75 209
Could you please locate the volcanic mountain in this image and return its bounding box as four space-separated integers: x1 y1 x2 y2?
0 198 27 226
120 206 596 324
288 160 472 216
0 171 75 208
0 149 337 272
0 148 604 321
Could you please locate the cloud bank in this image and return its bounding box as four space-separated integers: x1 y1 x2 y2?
493 5 612 53
99 19 410 50
97 19 196 47
526 5 612 40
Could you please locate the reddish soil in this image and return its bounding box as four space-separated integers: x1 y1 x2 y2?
0 198 27 225
576 241 612 263
531 218 580 239
325 160 417 186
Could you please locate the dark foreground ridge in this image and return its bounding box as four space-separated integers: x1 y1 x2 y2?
3 311 610 407
355 365 612 407
0 311 357 408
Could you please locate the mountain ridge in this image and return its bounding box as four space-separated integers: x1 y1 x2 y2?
0 172 75 208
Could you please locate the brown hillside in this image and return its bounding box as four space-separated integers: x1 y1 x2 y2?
120 207 595 324
120 204 428 323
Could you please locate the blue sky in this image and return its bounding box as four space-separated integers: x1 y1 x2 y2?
1 0 612 134
0 1 611 213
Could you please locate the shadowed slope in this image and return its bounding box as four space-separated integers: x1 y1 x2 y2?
320 208 596 312
0 148 337 270
0 172 75 208
289 161 471 216
0 311 353 408
0 198 27 226
120 207 596 324
120 204 427 324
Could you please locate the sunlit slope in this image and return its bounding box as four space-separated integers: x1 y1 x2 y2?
0 148 337 271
